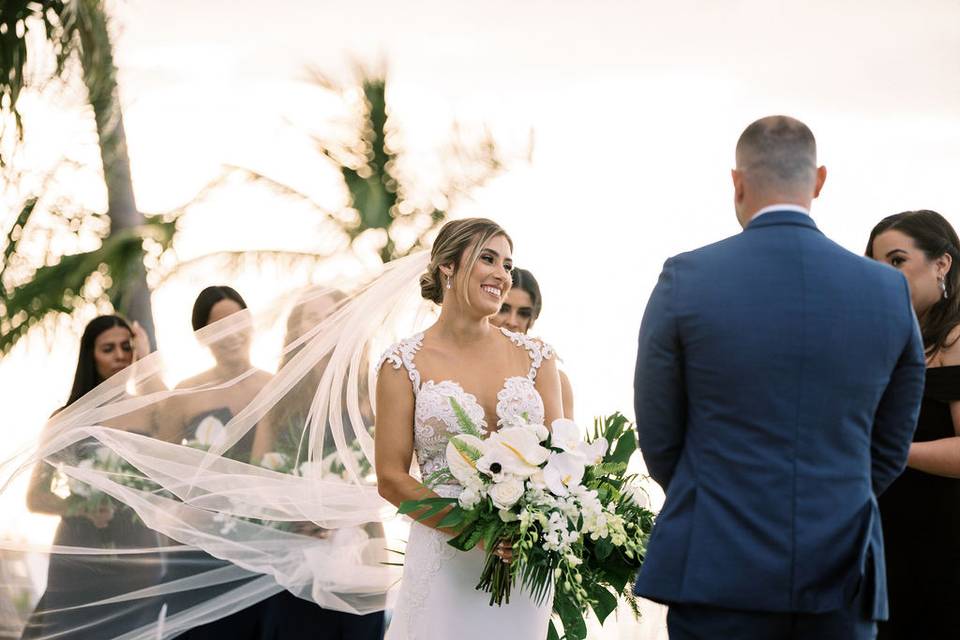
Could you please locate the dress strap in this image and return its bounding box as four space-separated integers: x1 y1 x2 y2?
376 333 424 394
499 327 555 381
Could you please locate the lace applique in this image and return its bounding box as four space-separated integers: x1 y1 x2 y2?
377 333 424 393
499 328 555 381
401 524 457 638
495 376 544 428
415 381 487 491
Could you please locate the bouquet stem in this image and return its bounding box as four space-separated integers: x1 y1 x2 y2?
476 549 513 606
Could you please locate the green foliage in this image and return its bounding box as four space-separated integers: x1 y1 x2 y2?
0 210 175 355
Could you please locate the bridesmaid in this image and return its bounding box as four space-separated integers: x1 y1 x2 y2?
252 287 385 640
21 315 162 638
867 210 960 639
491 267 575 419
160 285 273 638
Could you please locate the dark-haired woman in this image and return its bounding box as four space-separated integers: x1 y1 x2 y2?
491 267 575 419
867 210 960 639
21 315 162 638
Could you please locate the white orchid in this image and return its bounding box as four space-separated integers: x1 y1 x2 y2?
193 416 228 448
488 476 525 510
543 451 586 497
579 438 609 465
480 427 549 478
550 419 608 464
446 434 486 485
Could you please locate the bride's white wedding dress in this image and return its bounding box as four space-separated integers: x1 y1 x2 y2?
380 327 555 640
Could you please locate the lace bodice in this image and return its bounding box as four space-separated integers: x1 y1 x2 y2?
378 328 554 498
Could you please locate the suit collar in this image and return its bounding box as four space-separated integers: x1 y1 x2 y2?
745 209 820 232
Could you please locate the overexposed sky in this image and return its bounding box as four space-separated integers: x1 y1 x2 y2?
2 1 960 634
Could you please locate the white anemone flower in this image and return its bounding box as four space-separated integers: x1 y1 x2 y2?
482 427 549 478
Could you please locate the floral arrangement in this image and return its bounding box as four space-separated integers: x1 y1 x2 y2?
400 401 654 640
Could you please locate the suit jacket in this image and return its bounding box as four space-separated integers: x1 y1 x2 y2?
633 210 925 619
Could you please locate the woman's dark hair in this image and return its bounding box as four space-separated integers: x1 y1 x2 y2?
511 268 543 320
866 210 960 356
191 285 248 331
66 315 132 407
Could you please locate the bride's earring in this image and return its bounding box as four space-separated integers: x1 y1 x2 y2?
940 274 949 299
446 273 453 290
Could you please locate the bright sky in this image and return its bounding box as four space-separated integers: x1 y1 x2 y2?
2 1 960 636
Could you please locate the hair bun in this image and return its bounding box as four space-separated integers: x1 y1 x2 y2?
419 270 443 304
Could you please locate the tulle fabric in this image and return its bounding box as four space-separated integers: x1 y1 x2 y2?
0 252 436 639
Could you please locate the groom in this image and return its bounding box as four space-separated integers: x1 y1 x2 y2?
633 116 926 639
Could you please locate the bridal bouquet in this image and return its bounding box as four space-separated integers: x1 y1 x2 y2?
399 403 654 640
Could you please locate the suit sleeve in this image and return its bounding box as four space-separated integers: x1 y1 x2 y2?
635 257 687 490
871 275 926 496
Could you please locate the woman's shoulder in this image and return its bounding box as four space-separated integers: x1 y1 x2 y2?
377 332 425 373
933 324 960 367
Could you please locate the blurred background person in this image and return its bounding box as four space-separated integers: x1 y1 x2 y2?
867 210 960 639
21 315 163 638
491 267 575 419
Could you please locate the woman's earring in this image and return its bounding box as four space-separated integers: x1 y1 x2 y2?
446 275 452 290
939 275 949 299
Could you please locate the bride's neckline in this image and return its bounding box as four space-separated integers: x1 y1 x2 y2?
405 327 542 430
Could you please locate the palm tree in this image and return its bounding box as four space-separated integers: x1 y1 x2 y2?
187 67 513 275
0 0 167 355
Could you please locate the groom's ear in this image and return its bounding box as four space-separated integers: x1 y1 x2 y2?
813 165 827 198
731 169 745 202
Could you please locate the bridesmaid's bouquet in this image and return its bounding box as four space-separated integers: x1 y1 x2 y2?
399 402 655 640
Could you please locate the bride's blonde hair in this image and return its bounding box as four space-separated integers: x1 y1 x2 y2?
420 218 513 306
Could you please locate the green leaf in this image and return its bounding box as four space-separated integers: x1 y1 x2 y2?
449 397 484 438
556 593 588 640
586 582 619 624
397 497 456 522
608 429 638 465
595 536 613 561
449 436 483 462
437 507 466 530
547 620 561 640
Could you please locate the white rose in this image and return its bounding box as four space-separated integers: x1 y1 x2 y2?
259 452 289 471
446 435 486 485
543 451 586 497
194 416 227 448
488 476 525 510
526 422 550 442
458 486 481 510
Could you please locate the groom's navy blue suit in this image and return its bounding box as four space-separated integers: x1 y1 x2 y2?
633 210 926 639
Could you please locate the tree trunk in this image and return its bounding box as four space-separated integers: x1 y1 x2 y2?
77 1 155 346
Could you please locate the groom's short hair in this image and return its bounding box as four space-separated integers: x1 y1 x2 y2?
736 116 817 190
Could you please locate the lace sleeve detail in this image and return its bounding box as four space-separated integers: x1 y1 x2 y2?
499 328 555 381
376 333 424 393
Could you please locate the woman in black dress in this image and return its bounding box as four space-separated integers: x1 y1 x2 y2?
164 286 383 639
21 315 163 638
867 210 960 639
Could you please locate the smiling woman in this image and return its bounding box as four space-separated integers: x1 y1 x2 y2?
375 217 565 640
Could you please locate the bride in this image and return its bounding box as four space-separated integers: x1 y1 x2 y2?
376 218 563 639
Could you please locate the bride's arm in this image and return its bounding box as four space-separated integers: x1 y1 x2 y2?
375 364 456 533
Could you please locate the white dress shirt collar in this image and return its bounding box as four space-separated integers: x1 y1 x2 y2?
749 204 810 223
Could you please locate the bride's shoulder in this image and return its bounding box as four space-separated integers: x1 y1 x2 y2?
376 332 425 373
496 327 556 362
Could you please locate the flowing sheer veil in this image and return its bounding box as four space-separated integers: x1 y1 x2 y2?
0 251 434 639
